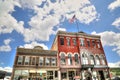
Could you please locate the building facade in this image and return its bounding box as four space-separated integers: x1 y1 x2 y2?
12 31 110 80
11 46 59 80
51 31 110 80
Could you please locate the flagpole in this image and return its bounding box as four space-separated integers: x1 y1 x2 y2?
75 19 79 32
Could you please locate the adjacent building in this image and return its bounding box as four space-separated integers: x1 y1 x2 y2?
11 46 58 80
11 31 110 80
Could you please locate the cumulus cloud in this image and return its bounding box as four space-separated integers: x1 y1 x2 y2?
0 0 24 34
0 0 99 42
108 0 120 11
19 41 48 50
0 39 12 52
108 61 120 68
0 67 12 73
112 17 120 29
92 31 120 55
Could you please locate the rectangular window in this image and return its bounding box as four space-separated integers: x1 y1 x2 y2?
47 71 53 79
51 57 56 66
39 57 43 66
67 38 70 46
73 38 76 46
24 56 29 65
80 38 84 46
31 57 36 65
87 40 90 47
60 37 64 45
92 40 96 48
97 40 101 48
17 56 23 65
45 57 50 66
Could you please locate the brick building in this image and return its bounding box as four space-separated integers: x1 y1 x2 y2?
51 31 110 80
11 31 110 80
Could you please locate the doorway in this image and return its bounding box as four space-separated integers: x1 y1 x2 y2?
68 71 75 80
98 71 105 80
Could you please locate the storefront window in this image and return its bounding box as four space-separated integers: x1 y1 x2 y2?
61 53 66 65
24 56 29 65
17 56 23 65
61 72 67 79
39 57 43 66
68 54 72 65
51 57 56 66
75 54 79 65
47 71 53 80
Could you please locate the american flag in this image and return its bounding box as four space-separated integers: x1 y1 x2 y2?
69 15 76 23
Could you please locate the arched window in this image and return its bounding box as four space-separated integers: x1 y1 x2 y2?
82 54 88 65
95 55 100 65
100 55 106 65
90 55 95 65
68 54 72 65
61 53 66 65
75 54 79 65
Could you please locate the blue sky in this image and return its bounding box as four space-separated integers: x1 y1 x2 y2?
0 0 120 71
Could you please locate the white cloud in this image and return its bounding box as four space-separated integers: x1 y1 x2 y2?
0 67 12 73
112 17 120 29
108 61 120 68
19 41 48 50
0 0 99 42
108 0 120 30
108 0 120 11
0 0 24 34
0 39 12 52
92 31 120 55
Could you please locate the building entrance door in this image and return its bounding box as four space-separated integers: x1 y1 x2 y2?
68 71 75 80
98 71 105 80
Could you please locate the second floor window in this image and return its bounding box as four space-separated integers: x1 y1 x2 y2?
39 57 43 66
24 56 29 65
82 54 88 65
51 57 56 66
100 55 106 65
95 55 100 65
17 56 23 65
31 57 36 65
46 57 50 66
90 55 95 65
75 54 79 65
68 54 72 65
60 37 64 45
60 53 66 65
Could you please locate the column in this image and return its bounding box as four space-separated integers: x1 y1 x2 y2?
58 70 61 80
